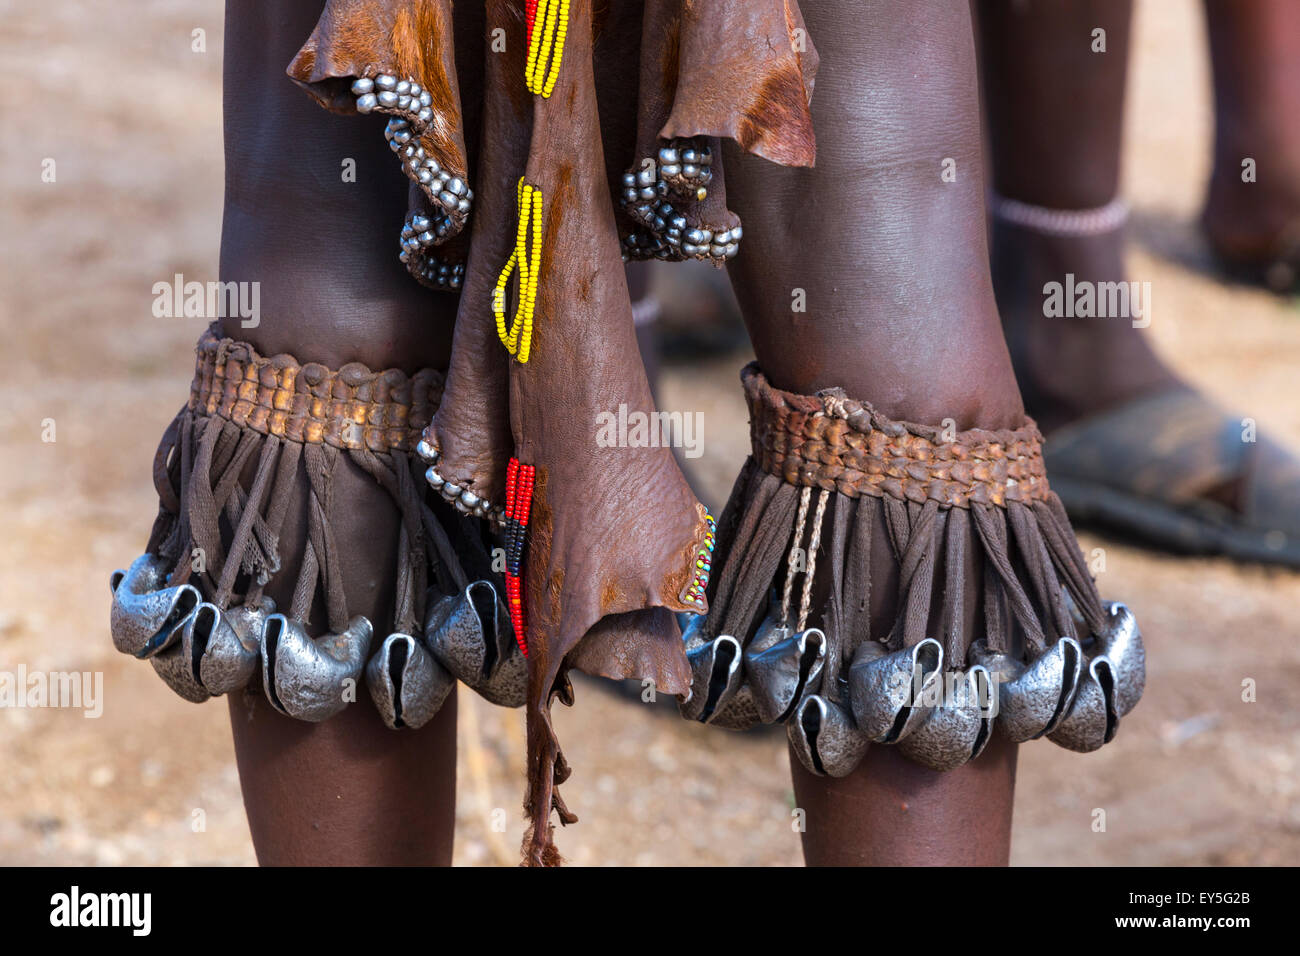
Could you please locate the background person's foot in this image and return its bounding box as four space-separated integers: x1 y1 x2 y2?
1201 159 1300 293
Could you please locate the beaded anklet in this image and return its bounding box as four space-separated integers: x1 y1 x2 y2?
988 192 1130 237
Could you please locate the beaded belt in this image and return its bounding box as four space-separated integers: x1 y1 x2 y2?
187 325 444 453
743 363 1050 508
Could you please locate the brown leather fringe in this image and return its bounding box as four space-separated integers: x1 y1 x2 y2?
700 366 1107 682
147 329 488 637
521 667 576 868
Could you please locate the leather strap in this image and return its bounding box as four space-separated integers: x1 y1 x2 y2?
744 363 1051 509
188 325 444 453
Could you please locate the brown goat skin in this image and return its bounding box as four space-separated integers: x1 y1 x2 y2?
283 0 822 867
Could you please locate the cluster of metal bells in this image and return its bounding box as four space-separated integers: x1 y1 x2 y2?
679 602 827 730
969 601 1145 754
110 554 526 725
680 600 1145 776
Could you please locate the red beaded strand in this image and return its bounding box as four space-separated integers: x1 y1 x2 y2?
525 0 538 47
503 457 535 658
505 456 519 511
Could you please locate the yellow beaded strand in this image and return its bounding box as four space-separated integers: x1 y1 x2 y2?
541 0 570 98
519 184 542 362
511 177 531 352
525 0 569 98
529 0 557 94
524 0 549 93
494 177 543 363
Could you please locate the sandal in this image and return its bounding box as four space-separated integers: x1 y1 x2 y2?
1044 387 1300 567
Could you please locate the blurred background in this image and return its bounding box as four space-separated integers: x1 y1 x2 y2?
1 0 1297 865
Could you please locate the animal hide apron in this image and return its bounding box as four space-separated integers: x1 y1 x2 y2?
287 0 819 865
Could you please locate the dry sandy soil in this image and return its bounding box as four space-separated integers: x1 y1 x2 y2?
1 0 1297 866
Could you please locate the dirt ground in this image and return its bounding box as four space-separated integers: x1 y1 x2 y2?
1 0 1297 866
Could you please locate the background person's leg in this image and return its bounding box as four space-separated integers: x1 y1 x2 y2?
1201 0 1300 287
977 0 1178 436
977 0 1300 567
724 0 1022 865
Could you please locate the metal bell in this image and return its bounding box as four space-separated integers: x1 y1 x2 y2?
109 554 201 659
748 604 794 652
425 580 527 708
211 599 275 692
787 694 870 778
679 611 709 655
706 684 764 730
1047 602 1144 752
744 627 827 724
1047 655 1118 753
1091 602 1145 717
970 636 1083 742
897 665 996 771
150 597 273 702
847 637 944 743
149 634 212 704
260 613 373 721
702 605 794 730
366 632 456 729
679 618 745 724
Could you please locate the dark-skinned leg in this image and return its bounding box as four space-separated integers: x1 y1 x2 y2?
223 446 458 866
790 737 1016 867
218 0 469 865
977 0 1179 436
724 0 1019 866
729 0 1022 433
1201 0 1300 284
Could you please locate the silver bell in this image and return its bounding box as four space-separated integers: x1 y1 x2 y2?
744 627 827 724
150 598 273 702
260 613 373 721
109 554 201 659
1092 602 1145 717
1046 602 1145 752
847 638 944 743
425 580 527 708
787 694 870 778
897 665 996 771
149 623 211 704
678 617 745 724
970 636 1083 742
702 605 793 730
366 632 455 729
1047 655 1118 753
